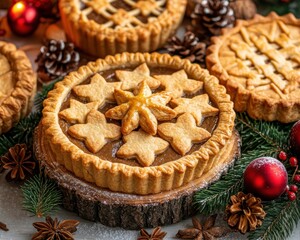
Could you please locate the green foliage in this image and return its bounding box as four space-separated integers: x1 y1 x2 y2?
248 198 300 240
0 79 60 156
21 174 62 218
193 112 298 240
255 0 300 17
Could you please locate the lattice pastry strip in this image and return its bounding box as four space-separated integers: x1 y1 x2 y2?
80 0 166 28
228 31 299 98
124 0 166 17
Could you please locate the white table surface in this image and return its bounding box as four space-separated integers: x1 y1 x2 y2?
0 10 299 240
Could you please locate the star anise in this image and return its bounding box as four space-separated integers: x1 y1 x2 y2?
1 143 35 181
32 216 80 240
0 221 8 231
176 215 230 239
138 227 167 240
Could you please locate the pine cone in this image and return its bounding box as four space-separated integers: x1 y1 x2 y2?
36 39 80 82
1 143 35 181
225 192 266 234
230 0 257 20
166 31 206 65
192 0 235 35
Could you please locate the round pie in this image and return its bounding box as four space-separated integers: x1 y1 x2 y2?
58 0 187 57
0 41 36 134
207 12 300 123
40 52 237 195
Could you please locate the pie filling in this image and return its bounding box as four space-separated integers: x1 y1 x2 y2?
58 65 219 167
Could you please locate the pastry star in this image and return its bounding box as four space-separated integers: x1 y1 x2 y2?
117 129 169 167
158 113 211 156
170 94 219 126
115 63 161 91
72 73 121 107
154 70 203 99
105 80 176 135
59 99 100 124
68 110 121 153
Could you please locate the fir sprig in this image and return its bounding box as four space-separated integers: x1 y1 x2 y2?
193 112 299 239
0 79 60 156
248 198 300 240
21 174 62 218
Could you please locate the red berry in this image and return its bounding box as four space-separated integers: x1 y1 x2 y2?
278 151 287 161
288 191 297 201
294 174 300 183
289 184 298 193
289 157 298 167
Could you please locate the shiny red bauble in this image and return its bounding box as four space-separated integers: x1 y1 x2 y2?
290 120 300 158
243 157 288 200
7 1 40 36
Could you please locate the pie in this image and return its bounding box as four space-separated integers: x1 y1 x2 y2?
206 12 300 123
58 0 187 57
0 41 36 134
40 52 237 195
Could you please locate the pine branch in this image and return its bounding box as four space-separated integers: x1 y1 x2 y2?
248 198 300 240
34 78 62 113
21 174 62 218
193 144 276 214
235 113 291 152
194 113 288 214
0 79 60 156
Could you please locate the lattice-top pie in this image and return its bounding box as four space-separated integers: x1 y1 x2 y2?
41 52 236 195
0 41 36 134
59 0 186 57
207 12 300 123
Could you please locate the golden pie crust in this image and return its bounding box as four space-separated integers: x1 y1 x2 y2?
58 0 186 57
206 12 300 123
0 41 36 134
41 52 235 195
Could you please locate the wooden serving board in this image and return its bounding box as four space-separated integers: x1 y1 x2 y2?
34 123 240 230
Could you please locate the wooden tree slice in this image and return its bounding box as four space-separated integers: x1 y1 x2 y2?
34 124 240 230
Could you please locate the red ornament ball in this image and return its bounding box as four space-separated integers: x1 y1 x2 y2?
243 157 288 200
7 1 40 36
290 120 300 158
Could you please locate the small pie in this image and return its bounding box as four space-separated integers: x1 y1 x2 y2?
58 0 187 57
0 41 36 134
206 12 300 123
41 52 237 195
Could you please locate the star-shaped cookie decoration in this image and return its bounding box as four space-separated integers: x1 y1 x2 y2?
68 110 121 153
72 73 121 107
115 63 161 91
105 80 177 135
59 99 100 124
158 113 211 155
170 94 219 125
154 70 203 99
117 129 169 167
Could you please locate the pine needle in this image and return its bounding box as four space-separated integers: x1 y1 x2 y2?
21 175 62 217
193 112 299 239
0 79 60 156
